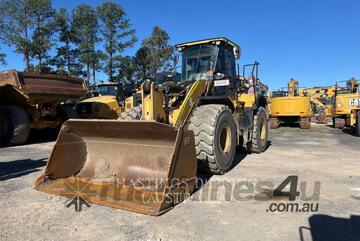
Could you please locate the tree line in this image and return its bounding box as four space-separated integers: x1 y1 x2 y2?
0 0 174 84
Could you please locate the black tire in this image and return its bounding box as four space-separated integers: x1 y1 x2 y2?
251 106 269 153
2 105 30 146
187 104 237 174
0 107 14 147
119 106 142 120
354 111 360 137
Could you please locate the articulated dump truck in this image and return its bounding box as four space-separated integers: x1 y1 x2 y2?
0 70 87 146
35 38 270 215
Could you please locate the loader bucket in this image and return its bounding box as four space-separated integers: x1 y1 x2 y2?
34 120 197 215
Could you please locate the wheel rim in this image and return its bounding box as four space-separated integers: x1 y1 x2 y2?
219 125 231 156
260 120 267 141
0 116 8 138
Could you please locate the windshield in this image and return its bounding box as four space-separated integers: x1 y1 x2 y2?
181 44 219 81
97 85 118 96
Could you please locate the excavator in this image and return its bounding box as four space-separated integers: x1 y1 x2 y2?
269 79 311 129
34 37 270 215
333 78 360 136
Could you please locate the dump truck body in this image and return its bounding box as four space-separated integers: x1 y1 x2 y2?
0 70 87 146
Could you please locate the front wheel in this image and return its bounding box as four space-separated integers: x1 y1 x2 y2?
187 104 237 174
251 106 269 153
354 111 360 137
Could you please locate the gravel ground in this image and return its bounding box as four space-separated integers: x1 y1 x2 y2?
0 124 359 241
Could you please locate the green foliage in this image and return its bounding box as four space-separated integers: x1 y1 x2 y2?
140 26 174 78
51 8 83 76
0 0 55 71
0 1 174 83
0 52 6 65
118 55 137 83
0 0 35 70
72 4 101 83
97 2 136 82
28 0 55 72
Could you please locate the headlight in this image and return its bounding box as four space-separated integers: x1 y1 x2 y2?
214 72 225 80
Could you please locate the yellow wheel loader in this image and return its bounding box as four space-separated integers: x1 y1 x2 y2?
269 79 311 129
333 78 360 136
34 38 270 215
76 82 140 119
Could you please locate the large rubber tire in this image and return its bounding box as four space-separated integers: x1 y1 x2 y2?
2 105 30 146
354 111 360 137
0 107 14 147
119 106 142 120
187 104 237 175
251 106 269 153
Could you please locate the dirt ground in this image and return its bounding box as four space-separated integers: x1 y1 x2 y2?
0 124 359 241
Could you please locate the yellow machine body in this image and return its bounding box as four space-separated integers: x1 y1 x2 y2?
332 78 360 134
270 96 311 117
334 93 360 126
269 79 311 129
35 38 269 215
79 95 124 119
76 82 137 119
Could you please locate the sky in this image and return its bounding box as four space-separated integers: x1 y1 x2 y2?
0 0 359 90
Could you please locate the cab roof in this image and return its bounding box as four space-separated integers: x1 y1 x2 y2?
175 37 239 49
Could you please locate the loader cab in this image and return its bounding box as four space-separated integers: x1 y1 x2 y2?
177 38 240 82
176 38 240 96
96 83 119 96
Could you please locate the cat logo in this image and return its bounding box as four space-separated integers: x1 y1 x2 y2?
349 99 360 107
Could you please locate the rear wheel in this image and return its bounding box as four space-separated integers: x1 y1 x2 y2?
354 111 360 137
119 106 142 120
2 105 30 146
251 106 269 153
187 104 237 174
0 107 13 147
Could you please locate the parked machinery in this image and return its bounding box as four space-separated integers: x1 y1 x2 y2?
269 79 311 129
76 82 140 119
0 70 87 146
333 78 360 136
34 37 270 215
303 86 336 123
